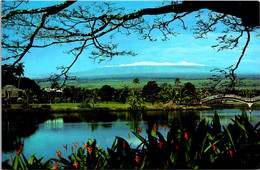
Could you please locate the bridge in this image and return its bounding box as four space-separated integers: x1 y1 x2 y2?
201 94 260 108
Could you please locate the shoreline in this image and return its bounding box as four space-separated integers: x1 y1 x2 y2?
2 102 260 114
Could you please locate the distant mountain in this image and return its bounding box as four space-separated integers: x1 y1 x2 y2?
70 65 216 79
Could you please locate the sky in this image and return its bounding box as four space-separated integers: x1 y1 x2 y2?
1 1 260 79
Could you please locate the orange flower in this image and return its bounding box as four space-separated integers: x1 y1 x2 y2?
158 142 163 149
97 144 101 150
162 125 167 131
175 144 179 150
88 146 93 154
10 156 12 164
212 144 216 151
71 146 73 152
56 150 62 159
228 150 234 157
63 144 67 151
73 161 78 169
73 142 79 148
52 165 57 169
128 134 130 140
56 161 60 166
83 143 88 150
135 155 140 164
138 128 142 134
184 132 189 141
153 124 157 132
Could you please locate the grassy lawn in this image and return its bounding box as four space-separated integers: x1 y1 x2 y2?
9 102 162 110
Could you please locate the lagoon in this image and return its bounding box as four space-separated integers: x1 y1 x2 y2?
2 108 260 162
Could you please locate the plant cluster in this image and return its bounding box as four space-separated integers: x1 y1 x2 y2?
2 111 259 169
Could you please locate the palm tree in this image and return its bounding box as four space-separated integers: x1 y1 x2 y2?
132 77 140 84
16 63 24 88
174 78 181 88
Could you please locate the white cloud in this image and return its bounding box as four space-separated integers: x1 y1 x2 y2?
104 61 208 67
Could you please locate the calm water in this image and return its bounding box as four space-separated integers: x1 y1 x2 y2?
2 108 260 162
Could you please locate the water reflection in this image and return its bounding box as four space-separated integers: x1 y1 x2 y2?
2 108 259 162
2 111 51 153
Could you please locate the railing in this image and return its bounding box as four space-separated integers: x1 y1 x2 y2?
201 94 260 107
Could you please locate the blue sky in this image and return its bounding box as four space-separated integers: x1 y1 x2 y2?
1 1 260 78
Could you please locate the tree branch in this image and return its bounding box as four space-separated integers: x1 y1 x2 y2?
2 1 76 20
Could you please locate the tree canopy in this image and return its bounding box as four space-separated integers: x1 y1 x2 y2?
1 1 259 87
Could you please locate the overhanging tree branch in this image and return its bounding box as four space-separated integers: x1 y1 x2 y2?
1 1 259 87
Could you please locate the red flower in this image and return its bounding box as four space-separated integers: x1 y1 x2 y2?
56 150 62 159
153 124 157 132
63 144 67 151
16 145 23 156
248 108 253 114
97 160 101 166
56 161 60 166
19 145 23 152
162 125 167 131
73 161 78 169
158 142 163 149
175 144 179 150
138 128 142 134
71 146 73 152
228 150 234 157
10 156 12 164
123 140 126 148
88 146 93 154
184 132 189 141
128 134 130 140
73 142 78 148
212 144 216 151
135 155 140 164
198 152 201 159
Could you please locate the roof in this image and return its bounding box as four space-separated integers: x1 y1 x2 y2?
3 85 23 91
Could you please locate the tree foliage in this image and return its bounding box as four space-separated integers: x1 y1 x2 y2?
1 1 259 87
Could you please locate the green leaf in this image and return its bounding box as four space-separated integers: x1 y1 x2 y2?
132 131 148 146
43 159 53 169
18 156 25 169
28 153 36 165
77 147 83 158
224 127 237 152
201 133 209 155
242 109 248 119
151 129 157 138
170 152 175 163
110 138 117 151
140 155 146 169
13 156 19 169
21 152 29 167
